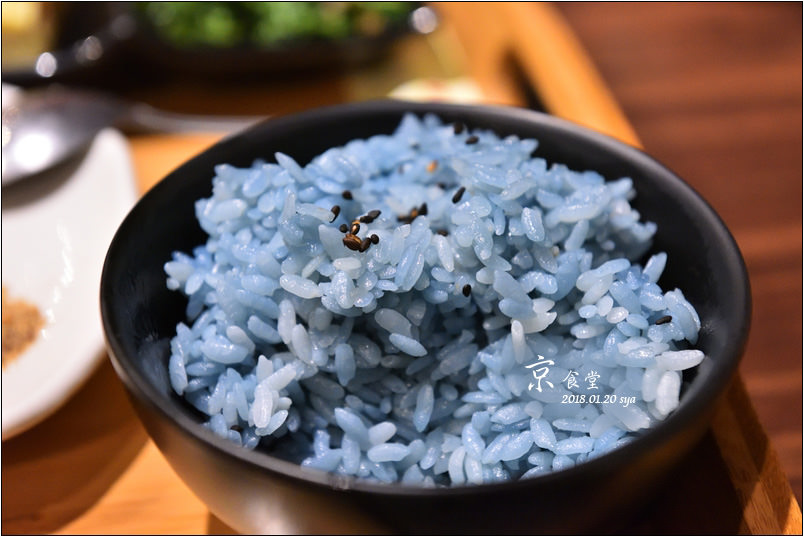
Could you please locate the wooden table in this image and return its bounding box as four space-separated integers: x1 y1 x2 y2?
3 3 801 534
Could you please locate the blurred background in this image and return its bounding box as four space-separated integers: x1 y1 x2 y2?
2 1 801 532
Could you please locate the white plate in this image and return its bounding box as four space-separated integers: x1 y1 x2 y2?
2 129 138 439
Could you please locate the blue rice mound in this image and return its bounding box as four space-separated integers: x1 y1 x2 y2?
164 113 704 486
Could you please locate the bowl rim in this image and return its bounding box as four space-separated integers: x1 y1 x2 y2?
101 99 751 498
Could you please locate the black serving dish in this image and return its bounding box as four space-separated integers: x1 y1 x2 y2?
100 100 751 534
2 2 423 89
123 2 421 80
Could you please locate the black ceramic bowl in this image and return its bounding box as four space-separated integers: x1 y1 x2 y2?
101 100 750 534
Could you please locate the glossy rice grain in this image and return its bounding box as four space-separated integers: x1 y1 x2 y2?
164 113 705 487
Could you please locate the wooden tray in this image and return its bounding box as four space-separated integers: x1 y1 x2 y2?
2 3 800 534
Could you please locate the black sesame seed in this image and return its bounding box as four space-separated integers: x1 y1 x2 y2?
360 209 382 224
655 315 672 325
437 182 447 189
343 234 362 251
462 284 472 297
398 207 422 224
453 122 465 134
419 202 428 216
330 205 341 221
370 234 379 244
465 135 479 145
339 223 348 233
342 190 353 200
452 186 466 203
360 237 372 252
436 229 449 236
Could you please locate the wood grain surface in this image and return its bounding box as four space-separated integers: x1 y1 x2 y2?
2 2 800 534
553 1 802 505
437 3 802 533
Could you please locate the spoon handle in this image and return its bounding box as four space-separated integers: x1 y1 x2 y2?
119 102 265 135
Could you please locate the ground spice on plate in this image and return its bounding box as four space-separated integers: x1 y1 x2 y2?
2 287 44 366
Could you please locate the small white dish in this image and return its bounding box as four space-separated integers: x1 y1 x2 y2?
2 128 138 439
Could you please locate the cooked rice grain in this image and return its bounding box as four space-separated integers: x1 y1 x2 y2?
165 113 704 486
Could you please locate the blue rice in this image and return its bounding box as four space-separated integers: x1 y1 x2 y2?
164 113 704 486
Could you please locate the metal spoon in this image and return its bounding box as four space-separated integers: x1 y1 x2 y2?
1 85 264 186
